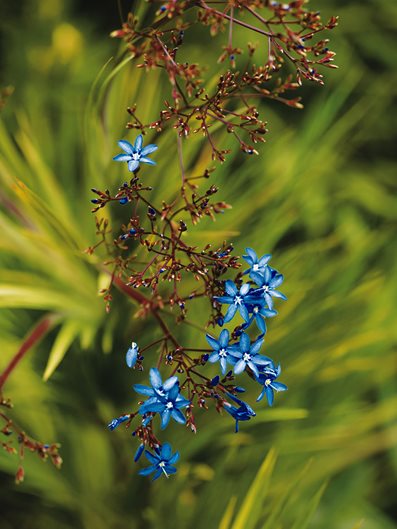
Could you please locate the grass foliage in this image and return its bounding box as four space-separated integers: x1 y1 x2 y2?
0 1 396 528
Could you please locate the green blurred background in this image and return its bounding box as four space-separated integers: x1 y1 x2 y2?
0 1 396 528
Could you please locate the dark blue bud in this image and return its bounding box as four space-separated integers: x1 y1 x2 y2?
134 443 145 462
120 234 129 240
226 370 233 377
210 375 220 387
217 318 224 327
160 5 167 11
147 206 156 216
108 415 129 431
91 199 99 204
119 197 129 205
129 229 136 235
235 386 246 393
202 354 209 362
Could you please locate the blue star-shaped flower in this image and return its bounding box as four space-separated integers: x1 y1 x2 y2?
133 368 190 429
139 443 179 480
256 363 287 406
126 342 139 368
251 266 287 310
223 393 256 432
244 301 277 334
242 248 272 279
228 332 272 377
214 280 254 323
113 135 158 172
206 329 235 375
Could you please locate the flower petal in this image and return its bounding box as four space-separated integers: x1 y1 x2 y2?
265 386 274 406
258 254 272 267
239 332 250 353
134 134 143 151
224 303 238 323
139 465 155 476
245 248 257 261
118 140 134 154
168 451 180 465
269 273 284 288
171 408 186 424
225 280 238 296
163 376 178 392
140 156 156 166
208 351 220 363
133 384 155 396
219 328 229 348
113 153 131 162
128 159 140 172
238 304 250 322
160 409 171 429
206 333 220 350
234 359 247 375
141 144 158 155
161 443 172 459
271 382 288 392
149 368 163 389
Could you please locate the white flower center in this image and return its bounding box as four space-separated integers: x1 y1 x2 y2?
234 295 242 305
157 389 166 397
262 285 269 292
253 307 259 314
265 379 271 386
252 264 259 271
166 402 174 409
219 348 227 358
159 461 166 467
132 152 140 160
243 353 251 362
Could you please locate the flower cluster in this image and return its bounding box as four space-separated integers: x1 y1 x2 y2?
105 141 288 477
96 0 337 482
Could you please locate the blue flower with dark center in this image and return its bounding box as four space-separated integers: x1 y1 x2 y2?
242 248 272 279
214 280 254 323
113 135 158 172
244 301 277 334
206 328 235 375
223 393 256 432
126 342 139 368
256 363 287 406
139 443 179 480
133 368 190 429
251 266 287 310
228 332 272 377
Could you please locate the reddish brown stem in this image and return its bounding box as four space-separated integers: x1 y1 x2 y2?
0 315 58 391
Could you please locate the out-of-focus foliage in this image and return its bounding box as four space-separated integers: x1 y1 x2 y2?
0 1 396 528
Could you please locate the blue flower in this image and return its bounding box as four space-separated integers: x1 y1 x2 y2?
223 393 256 432
242 248 272 279
133 368 190 429
206 329 235 375
113 135 158 172
228 332 272 377
256 363 287 406
139 443 179 480
214 280 254 323
251 266 287 310
244 301 277 334
107 414 130 431
126 342 139 368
